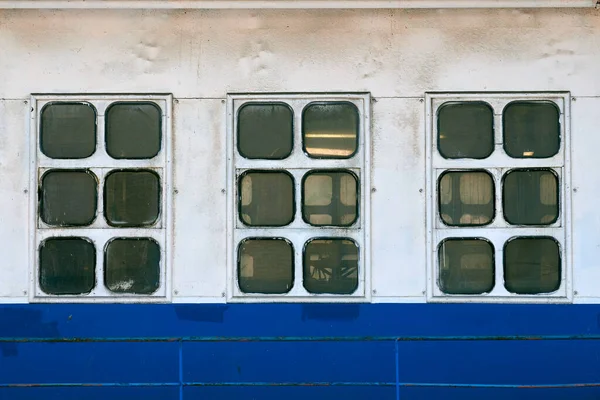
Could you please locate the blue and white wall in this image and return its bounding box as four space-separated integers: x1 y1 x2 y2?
1 3 600 399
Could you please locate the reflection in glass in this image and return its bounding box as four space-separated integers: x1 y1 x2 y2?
503 169 558 225
303 103 358 158
104 170 160 227
503 102 560 159
238 103 293 159
303 239 358 294
438 102 494 159
504 237 560 294
41 102 96 159
39 237 96 295
239 171 294 226
303 171 358 226
105 238 160 294
41 170 97 226
439 239 494 295
439 171 494 226
106 102 161 159
238 239 293 294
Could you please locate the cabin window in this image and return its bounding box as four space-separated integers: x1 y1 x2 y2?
31 94 172 301
238 103 293 159
228 94 370 300
426 93 571 302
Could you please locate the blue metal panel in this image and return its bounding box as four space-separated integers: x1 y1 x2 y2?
0 342 180 384
1 303 600 399
397 387 600 400
0 386 179 400
396 339 600 384
1 303 600 338
183 385 396 400
183 341 395 383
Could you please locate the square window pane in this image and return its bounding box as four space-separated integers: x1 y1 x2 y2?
438 171 494 226
438 102 494 159
503 169 558 225
238 171 294 226
303 238 358 294
503 102 560 158
303 102 358 159
104 170 160 227
41 170 97 226
303 170 358 226
504 237 560 294
39 237 96 295
238 103 293 159
105 238 160 294
41 103 96 159
438 239 494 295
238 238 294 294
106 102 161 159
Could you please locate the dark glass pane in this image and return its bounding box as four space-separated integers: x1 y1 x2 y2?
504 102 560 158
438 239 494 295
439 171 494 226
238 239 293 294
239 171 294 226
303 102 358 159
106 102 161 159
41 103 96 159
503 169 558 225
438 102 494 159
238 103 293 159
303 239 358 294
41 170 97 226
504 237 560 294
105 238 160 294
39 237 96 295
303 170 358 226
104 170 160 227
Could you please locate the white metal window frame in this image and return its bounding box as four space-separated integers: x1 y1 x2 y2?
425 92 572 303
226 93 371 302
29 94 173 303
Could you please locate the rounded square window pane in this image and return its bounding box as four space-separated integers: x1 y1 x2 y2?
503 169 558 225
41 170 97 226
104 170 160 227
238 238 294 294
105 238 160 294
303 238 358 294
238 103 293 159
106 102 161 159
41 102 97 159
438 102 494 159
438 171 494 226
438 238 494 295
504 237 560 294
503 102 560 159
39 237 96 295
303 170 358 226
303 102 358 159
238 171 294 226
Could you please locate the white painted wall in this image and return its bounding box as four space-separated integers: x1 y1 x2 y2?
0 8 598 303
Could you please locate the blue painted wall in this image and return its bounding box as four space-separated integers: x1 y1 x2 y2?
1 304 599 399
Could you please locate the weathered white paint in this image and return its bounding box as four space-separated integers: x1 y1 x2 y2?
0 0 596 9
0 8 598 303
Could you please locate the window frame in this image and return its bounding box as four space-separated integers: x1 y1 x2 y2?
226 93 371 302
29 94 173 303
425 92 572 303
